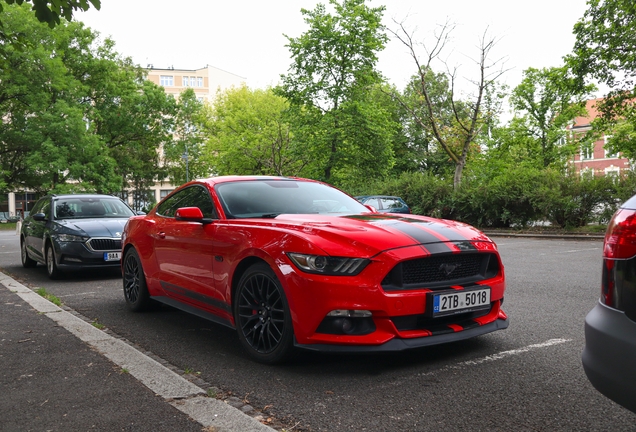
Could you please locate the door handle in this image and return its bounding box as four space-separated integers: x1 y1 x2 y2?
157 232 166 239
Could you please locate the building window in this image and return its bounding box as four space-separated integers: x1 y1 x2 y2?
605 166 620 177
580 143 594 160
604 135 618 158
580 167 594 178
197 77 203 87
183 76 190 87
160 75 174 86
160 189 174 200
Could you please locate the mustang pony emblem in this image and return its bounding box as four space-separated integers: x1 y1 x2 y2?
439 263 461 276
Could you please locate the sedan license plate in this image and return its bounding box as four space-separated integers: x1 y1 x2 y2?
430 288 490 317
104 252 121 261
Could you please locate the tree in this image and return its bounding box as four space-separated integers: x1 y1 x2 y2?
568 0 636 156
276 0 395 185
508 66 594 167
203 86 308 177
0 0 100 46
388 20 507 189
0 3 177 202
162 88 209 184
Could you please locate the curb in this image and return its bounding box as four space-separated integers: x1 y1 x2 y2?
0 271 275 432
483 232 604 241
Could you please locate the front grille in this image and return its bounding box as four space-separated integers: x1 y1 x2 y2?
88 238 121 251
382 252 499 291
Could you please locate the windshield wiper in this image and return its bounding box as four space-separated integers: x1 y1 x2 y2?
260 213 280 218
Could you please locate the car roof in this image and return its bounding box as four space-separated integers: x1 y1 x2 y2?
196 175 321 186
47 194 121 200
357 195 403 200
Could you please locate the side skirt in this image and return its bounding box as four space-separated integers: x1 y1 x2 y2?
151 295 236 330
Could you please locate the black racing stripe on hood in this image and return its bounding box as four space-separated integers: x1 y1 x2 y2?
363 218 453 252
393 217 473 244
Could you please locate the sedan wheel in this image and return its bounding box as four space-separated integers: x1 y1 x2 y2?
21 238 37 268
45 243 61 279
123 248 153 312
234 263 294 363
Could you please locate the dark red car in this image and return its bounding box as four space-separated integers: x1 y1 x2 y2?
122 176 508 363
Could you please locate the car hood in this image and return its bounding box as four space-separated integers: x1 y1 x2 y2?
236 213 494 257
55 218 129 238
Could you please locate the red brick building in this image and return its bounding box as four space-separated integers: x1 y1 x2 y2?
570 98 631 176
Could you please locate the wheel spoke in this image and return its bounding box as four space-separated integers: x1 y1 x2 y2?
237 270 287 354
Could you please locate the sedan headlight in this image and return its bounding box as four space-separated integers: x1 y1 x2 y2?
54 233 89 242
287 253 369 275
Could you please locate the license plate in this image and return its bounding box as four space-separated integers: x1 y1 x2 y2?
104 252 121 261
431 288 490 317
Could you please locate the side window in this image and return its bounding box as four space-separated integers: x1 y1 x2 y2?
382 198 401 209
40 200 51 219
156 185 218 219
365 198 380 210
29 199 45 215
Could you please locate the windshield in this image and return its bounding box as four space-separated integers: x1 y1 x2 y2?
54 198 135 219
216 180 369 219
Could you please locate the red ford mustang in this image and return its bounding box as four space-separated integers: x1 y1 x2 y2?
122 176 508 363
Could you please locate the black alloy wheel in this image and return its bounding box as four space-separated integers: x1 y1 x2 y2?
122 248 153 312
234 263 294 363
21 238 37 268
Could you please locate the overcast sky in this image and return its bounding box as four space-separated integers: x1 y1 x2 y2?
78 0 590 95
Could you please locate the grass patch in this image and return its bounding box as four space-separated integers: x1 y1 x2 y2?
0 222 17 231
35 288 62 306
91 321 105 330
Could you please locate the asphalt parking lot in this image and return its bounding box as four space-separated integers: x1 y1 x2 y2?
2 231 636 431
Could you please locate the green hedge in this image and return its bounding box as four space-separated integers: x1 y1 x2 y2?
351 168 633 228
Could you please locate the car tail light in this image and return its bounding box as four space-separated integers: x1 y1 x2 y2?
604 208 636 259
601 207 636 316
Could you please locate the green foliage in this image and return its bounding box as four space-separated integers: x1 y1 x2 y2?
203 86 307 177
508 66 594 168
162 88 208 184
361 164 623 229
568 0 636 158
277 0 394 185
0 4 178 206
1 0 100 27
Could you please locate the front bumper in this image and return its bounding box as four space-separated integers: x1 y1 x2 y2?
296 314 509 352
583 301 636 413
53 240 121 270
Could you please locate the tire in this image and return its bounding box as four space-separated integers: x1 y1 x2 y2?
122 248 153 312
234 262 294 364
45 242 61 279
21 237 37 268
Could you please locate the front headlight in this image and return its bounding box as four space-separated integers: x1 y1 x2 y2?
55 233 88 242
287 253 369 275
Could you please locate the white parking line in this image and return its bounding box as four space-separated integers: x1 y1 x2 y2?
416 338 572 377
455 338 572 367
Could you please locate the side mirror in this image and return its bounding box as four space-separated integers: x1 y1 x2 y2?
175 207 213 224
32 213 47 221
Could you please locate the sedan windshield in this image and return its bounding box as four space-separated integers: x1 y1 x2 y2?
54 198 135 219
216 180 369 218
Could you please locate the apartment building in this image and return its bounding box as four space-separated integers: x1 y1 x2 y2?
570 98 631 176
145 64 245 103
2 65 245 219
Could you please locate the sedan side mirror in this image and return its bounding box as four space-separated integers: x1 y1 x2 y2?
175 207 213 225
32 213 47 221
